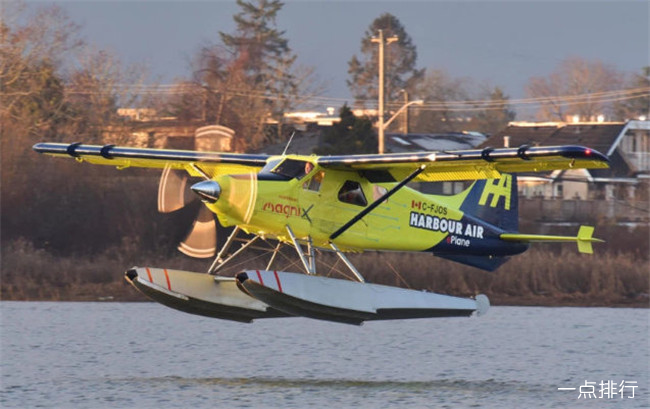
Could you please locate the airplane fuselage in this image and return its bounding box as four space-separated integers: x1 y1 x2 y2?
204 162 528 260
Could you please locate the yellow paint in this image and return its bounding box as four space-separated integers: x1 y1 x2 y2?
38 144 609 255
478 174 512 210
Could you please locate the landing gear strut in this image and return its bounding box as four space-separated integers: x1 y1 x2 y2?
206 226 366 282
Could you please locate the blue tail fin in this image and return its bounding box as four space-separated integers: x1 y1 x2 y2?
459 173 518 232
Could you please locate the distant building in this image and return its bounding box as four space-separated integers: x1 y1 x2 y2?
107 109 234 152
481 120 650 223
283 111 340 128
194 125 233 152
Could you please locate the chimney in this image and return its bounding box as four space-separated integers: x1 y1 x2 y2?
503 136 510 148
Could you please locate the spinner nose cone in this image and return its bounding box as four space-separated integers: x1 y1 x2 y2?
191 180 221 203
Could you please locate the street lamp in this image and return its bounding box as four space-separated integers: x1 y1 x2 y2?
399 89 409 134
379 99 424 150
384 99 423 130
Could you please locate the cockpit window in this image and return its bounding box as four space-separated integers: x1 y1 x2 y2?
338 180 367 207
259 158 283 174
271 159 312 180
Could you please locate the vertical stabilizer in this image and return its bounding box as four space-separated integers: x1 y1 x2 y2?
459 173 518 232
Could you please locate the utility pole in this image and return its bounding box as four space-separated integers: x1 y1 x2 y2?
371 29 398 154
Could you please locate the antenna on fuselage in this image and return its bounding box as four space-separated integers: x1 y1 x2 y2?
281 132 296 156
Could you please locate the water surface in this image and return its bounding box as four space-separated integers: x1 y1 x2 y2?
1 302 648 408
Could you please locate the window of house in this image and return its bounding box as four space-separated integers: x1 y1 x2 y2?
338 181 367 207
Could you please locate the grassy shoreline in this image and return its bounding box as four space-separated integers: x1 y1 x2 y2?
2 239 648 308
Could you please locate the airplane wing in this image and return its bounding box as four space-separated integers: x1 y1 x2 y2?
32 142 269 178
34 143 609 181
317 145 609 181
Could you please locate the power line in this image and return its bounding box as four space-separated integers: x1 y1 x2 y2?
9 83 649 112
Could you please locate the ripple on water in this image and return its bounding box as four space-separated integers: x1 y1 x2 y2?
1 303 648 409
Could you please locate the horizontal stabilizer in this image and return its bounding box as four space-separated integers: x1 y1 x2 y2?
500 225 603 254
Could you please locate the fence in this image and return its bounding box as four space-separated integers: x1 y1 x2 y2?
520 198 649 223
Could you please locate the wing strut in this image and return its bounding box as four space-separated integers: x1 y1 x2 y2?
329 165 426 241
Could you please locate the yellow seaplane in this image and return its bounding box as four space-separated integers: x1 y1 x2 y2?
33 142 608 324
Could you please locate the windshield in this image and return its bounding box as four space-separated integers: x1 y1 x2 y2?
270 159 312 180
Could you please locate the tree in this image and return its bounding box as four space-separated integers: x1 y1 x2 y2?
178 0 319 150
1 4 81 222
219 0 291 86
161 81 204 122
65 48 147 143
314 104 376 155
217 0 300 148
410 69 472 133
1 3 82 137
472 86 516 135
347 13 424 106
613 67 650 120
1 3 155 256
525 56 624 121
184 0 323 151
187 43 270 150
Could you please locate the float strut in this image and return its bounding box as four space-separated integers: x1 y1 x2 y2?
330 243 365 283
307 236 316 274
285 225 315 275
209 234 260 275
266 241 283 270
208 226 241 274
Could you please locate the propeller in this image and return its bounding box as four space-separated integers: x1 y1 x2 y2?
158 165 218 258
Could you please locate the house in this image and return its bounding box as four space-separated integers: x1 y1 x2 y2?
105 110 234 152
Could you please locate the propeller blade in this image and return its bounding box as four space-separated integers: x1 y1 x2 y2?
177 206 217 258
158 165 194 213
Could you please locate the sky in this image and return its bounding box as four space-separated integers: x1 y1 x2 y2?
29 0 650 114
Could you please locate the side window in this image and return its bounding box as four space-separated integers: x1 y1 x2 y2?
338 180 367 207
303 171 324 192
373 185 388 201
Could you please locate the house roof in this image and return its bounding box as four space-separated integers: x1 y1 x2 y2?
482 124 560 148
543 123 626 155
256 131 488 155
386 132 486 153
481 122 626 153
